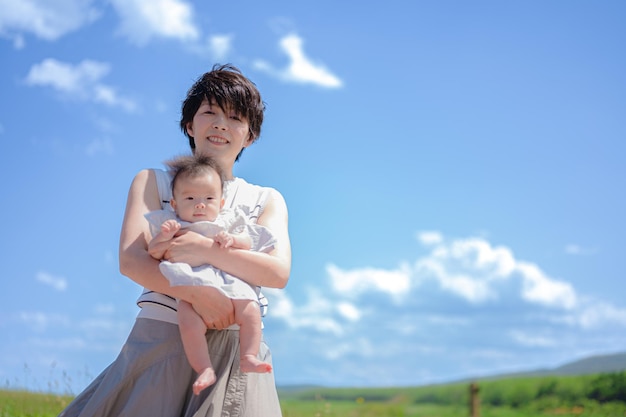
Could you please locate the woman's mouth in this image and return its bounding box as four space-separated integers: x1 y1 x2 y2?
207 136 228 144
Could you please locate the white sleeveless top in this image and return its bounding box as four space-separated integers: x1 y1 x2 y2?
136 168 272 324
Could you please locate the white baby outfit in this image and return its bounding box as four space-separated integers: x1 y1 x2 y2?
145 207 276 302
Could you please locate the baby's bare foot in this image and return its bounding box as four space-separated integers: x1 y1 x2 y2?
192 367 216 395
240 355 272 373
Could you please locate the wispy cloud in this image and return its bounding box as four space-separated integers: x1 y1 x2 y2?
509 329 557 347
18 311 70 331
0 0 100 47
574 300 626 329
565 244 598 256
36 271 67 291
85 137 114 157
24 59 137 112
109 0 198 46
253 34 343 88
186 34 234 61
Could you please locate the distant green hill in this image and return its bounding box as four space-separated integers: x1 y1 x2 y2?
553 351 626 375
468 351 626 382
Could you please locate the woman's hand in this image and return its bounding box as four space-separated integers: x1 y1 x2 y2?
162 229 215 267
188 286 235 329
148 235 170 260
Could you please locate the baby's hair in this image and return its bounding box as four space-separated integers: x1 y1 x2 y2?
166 153 226 195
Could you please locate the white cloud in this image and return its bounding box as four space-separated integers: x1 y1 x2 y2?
206 34 233 61
36 271 67 291
430 237 516 278
305 231 620 333
110 0 199 46
25 59 137 112
516 262 577 309
416 258 497 303
326 263 411 302
414 234 578 309
253 34 343 88
0 0 100 45
268 232 624 340
25 58 109 94
264 288 344 335
337 302 361 321
93 85 137 112
417 231 443 245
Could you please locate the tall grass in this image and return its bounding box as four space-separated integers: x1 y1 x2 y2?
0 390 72 417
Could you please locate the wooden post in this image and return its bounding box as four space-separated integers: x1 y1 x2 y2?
469 382 480 417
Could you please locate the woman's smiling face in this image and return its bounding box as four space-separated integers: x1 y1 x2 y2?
186 99 252 176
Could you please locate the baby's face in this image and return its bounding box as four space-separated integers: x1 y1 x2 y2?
171 171 223 223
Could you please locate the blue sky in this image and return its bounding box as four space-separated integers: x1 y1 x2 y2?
1 0 625 395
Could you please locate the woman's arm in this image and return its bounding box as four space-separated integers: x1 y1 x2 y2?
164 189 291 289
118 169 235 327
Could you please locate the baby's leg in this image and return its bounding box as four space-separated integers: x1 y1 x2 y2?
177 300 216 394
233 299 272 373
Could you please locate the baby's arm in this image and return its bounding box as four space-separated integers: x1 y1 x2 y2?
148 219 181 260
214 230 252 250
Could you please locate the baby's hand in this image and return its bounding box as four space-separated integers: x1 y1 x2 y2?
214 231 234 248
160 219 181 239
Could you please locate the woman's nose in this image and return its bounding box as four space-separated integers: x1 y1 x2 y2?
213 113 227 130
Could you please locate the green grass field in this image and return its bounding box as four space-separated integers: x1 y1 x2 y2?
2 372 625 417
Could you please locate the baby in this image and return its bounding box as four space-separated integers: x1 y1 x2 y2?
146 153 273 395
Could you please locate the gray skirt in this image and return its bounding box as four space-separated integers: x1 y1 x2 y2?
58 318 282 417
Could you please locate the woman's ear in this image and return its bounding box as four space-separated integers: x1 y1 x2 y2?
243 133 254 147
186 122 194 139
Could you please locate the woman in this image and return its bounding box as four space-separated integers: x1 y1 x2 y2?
59 64 291 417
